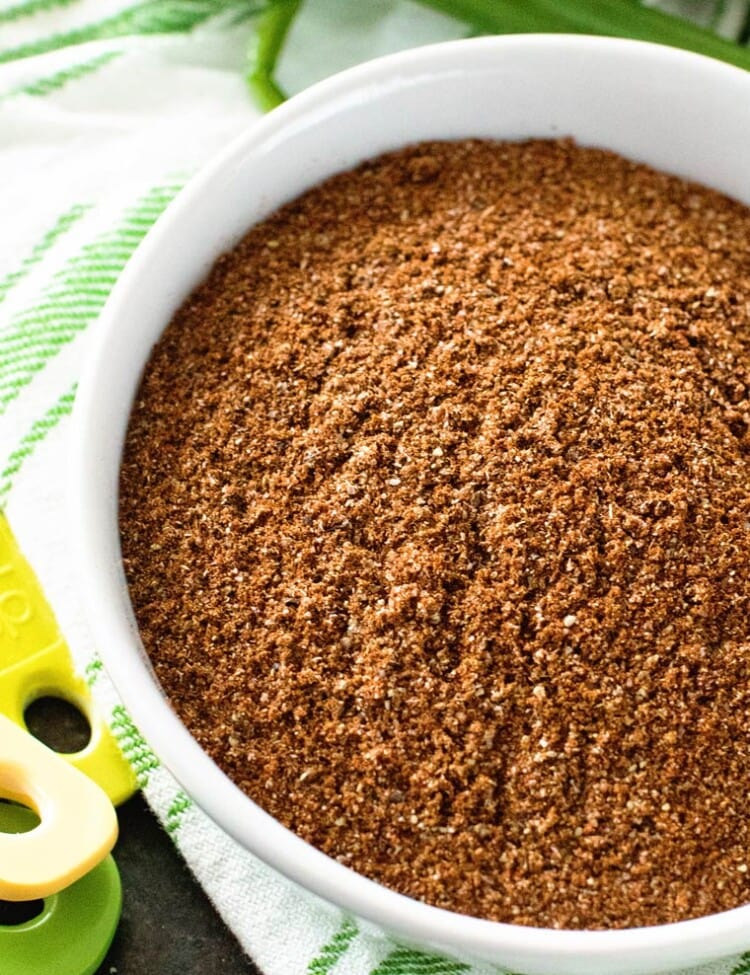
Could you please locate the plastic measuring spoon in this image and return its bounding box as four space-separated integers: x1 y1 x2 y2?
0 511 124 969
0 513 136 807
0 802 121 975
0 712 118 900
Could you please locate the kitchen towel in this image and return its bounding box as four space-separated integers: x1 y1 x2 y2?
2 2 750 973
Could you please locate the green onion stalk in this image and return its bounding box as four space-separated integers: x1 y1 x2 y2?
247 0 750 110
246 0 303 111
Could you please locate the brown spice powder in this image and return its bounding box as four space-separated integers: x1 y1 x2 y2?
120 139 750 930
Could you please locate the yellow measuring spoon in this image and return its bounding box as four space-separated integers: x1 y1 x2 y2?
0 513 136 806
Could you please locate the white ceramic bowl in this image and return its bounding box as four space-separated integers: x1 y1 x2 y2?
72 35 750 975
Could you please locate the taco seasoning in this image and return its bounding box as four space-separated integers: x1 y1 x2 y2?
120 139 750 930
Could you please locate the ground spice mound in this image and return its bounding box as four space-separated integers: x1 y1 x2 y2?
120 139 750 930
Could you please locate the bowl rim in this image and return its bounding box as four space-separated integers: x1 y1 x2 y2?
71 32 750 969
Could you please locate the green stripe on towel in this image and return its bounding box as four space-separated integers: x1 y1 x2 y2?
6 50 122 98
0 384 76 506
0 0 82 25
308 917 359 975
731 953 750 975
0 204 88 305
0 182 181 412
370 949 471 975
111 704 160 787
0 0 255 63
165 790 193 834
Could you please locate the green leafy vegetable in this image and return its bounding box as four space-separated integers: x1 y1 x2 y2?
417 0 750 70
246 0 750 111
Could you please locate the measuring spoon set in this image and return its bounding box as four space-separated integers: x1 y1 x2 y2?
0 514 136 975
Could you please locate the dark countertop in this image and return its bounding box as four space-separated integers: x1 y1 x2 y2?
95 794 261 975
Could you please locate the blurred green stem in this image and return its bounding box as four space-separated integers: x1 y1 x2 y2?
247 0 303 111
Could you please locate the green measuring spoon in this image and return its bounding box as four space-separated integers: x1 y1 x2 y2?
0 803 121 975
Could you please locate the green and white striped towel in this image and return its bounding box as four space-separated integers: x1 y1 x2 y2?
2 2 750 973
